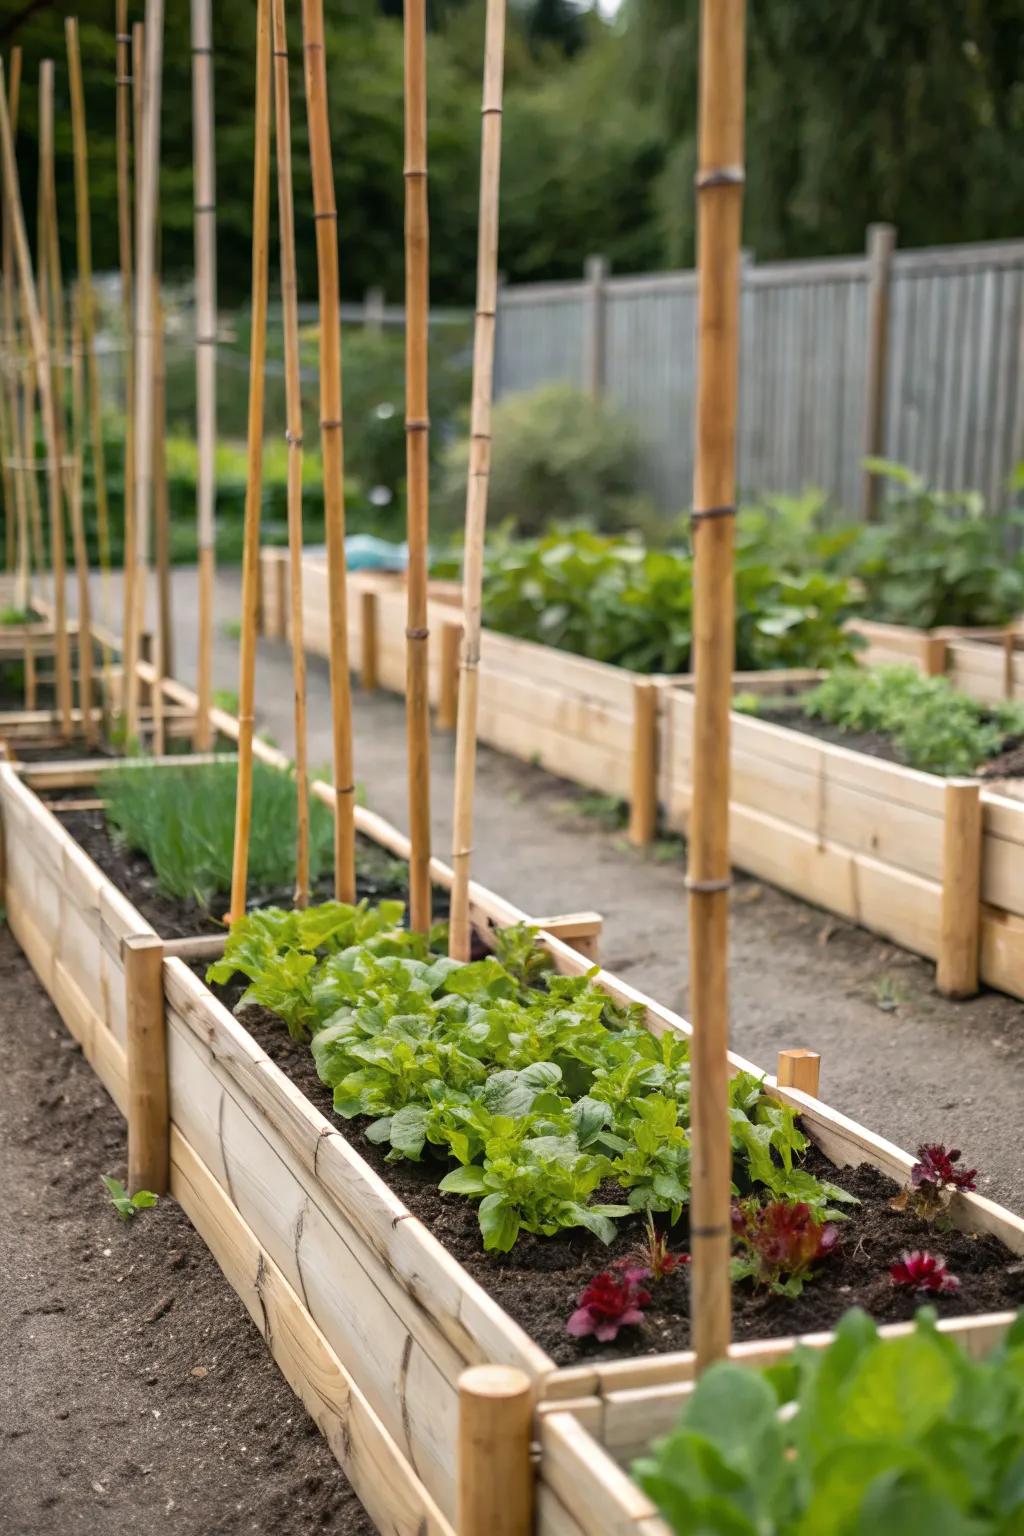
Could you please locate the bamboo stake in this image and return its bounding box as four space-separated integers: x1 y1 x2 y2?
228 0 272 925
687 0 746 1372
301 0 357 903
403 0 432 931
127 4 164 740
66 16 113 663
272 0 310 907
191 0 217 751
0 60 72 734
152 282 171 748
116 1 136 719
0 49 29 616
70 296 97 742
449 0 507 962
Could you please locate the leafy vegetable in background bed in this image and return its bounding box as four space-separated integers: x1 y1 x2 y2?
802 665 1024 775
472 527 859 675
209 908 854 1253
634 1307 1024 1534
105 760 335 908
854 460 1024 628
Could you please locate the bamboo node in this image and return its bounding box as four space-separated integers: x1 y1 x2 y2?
191 44 213 55
336 783 356 797
690 1223 732 1238
285 430 303 446
690 503 736 522
116 32 132 42
272 48 289 58
196 335 217 346
695 165 746 189
405 416 430 432
405 626 429 641
115 76 134 87
194 203 216 214
313 209 338 222
685 875 732 894
481 106 503 117
319 416 343 430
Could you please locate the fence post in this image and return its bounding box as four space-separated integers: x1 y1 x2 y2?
937 779 982 999
628 678 659 846
583 254 609 399
124 934 169 1195
777 1048 821 1099
457 1365 533 1536
363 285 385 334
860 222 896 523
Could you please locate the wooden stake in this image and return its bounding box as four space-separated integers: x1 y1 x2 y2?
861 223 896 524
191 0 217 751
116 1 137 722
437 616 461 730
124 933 168 1195
152 284 171 751
66 17 114 657
272 0 310 908
301 0 357 903
457 1365 533 1536
449 0 507 962
937 778 982 999
69 298 97 743
228 0 272 925
0 49 29 616
628 678 658 846
687 0 746 1373
776 1047 821 1099
360 587 378 691
403 0 432 931
127 8 164 740
0 61 72 735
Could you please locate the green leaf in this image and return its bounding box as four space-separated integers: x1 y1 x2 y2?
438 1165 487 1197
478 1193 521 1253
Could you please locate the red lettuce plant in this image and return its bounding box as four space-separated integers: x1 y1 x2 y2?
731 1199 840 1297
566 1265 651 1342
634 1213 690 1281
894 1143 978 1219
889 1249 960 1295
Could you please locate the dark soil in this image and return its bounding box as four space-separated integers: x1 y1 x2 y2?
761 704 1024 779
216 989 1024 1369
0 923 374 1536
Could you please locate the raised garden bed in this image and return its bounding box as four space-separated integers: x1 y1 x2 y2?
4 743 1024 1532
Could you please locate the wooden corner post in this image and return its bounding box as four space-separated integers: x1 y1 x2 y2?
628 677 658 846
124 934 168 1194
777 1047 821 1099
860 221 896 523
688 0 746 1374
457 1365 533 1536
937 778 982 999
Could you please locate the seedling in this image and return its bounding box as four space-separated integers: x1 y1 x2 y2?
102 1174 158 1222
889 1249 960 1295
892 1141 978 1220
633 1212 689 1281
731 1198 840 1297
566 1265 651 1342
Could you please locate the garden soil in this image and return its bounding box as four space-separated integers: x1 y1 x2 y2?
0 924 375 1536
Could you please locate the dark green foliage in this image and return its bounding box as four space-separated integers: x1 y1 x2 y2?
634 1308 1024 1534
804 665 1024 775
104 760 334 908
853 462 1024 628
209 906 848 1253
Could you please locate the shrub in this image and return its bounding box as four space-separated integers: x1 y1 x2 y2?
436 384 651 535
104 759 334 908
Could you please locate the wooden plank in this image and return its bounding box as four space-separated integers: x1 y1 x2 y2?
171 1128 455 1536
539 1413 663 1536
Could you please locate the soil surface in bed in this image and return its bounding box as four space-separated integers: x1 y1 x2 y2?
52 803 1024 1367
0 923 374 1535
760 703 1024 780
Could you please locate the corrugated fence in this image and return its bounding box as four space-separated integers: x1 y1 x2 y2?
493 235 1024 516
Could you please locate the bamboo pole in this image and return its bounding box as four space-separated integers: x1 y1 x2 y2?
403 0 432 931
0 61 72 734
687 0 746 1372
449 0 507 962
127 4 164 740
152 282 171 749
272 0 310 908
228 0 272 926
191 0 217 751
301 0 357 904
70 296 97 743
116 1 137 719
0 49 29 616
66 16 113 659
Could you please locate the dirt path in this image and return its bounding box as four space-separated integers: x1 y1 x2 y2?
79 566 1024 1213
0 925 374 1536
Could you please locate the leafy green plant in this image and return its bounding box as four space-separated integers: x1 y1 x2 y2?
803 664 1024 774
853 460 1024 628
731 1198 840 1297
102 1175 158 1222
0 605 36 625
211 904 848 1254
104 760 335 908
634 1308 1024 1534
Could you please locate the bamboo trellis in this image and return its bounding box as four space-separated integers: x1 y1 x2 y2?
687 0 747 1369
449 0 507 962
191 0 217 751
116 1 136 717
228 0 272 925
0 48 29 618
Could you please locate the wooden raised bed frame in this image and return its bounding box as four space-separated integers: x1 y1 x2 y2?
4 729 1024 1532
